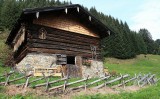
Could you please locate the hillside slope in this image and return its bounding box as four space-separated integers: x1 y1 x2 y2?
104 54 160 77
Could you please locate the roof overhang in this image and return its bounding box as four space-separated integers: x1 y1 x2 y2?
6 4 115 45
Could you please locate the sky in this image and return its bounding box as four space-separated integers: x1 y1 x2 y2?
61 0 160 40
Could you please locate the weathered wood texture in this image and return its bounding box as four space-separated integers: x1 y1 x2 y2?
27 24 101 59
33 13 99 38
95 74 129 89
13 21 102 63
71 76 110 90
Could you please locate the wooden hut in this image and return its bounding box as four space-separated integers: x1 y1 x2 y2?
6 4 113 78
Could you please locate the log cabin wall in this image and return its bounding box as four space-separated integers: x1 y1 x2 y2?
27 24 102 59
33 13 99 38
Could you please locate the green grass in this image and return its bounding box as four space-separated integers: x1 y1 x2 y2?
74 54 160 99
105 54 160 77
0 32 11 63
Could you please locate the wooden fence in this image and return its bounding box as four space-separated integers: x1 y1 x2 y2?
0 71 159 94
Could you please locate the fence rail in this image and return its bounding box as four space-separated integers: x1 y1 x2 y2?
0 71 158 94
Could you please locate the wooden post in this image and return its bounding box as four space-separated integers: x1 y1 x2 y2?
45 77 50 92
138 73 150 87
121 74 125 89
42 72 47 82
84 75 89 91
134 73 137 85
46 71 51 92
24 76 30 88
5 75 10 86
63 77 69 92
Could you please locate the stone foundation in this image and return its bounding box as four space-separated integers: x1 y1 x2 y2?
81 60 104 78
15 53 57 72
15 53 104 78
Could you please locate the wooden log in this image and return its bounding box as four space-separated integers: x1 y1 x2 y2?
32 77 67 88
0 74 32 85
133 73 141 85
141 74 155 87
65 78 87 87
63 80 68 92
84 76 89 91
8 74 32 83
87 76 110 87
29 77 44 84
16 76 45 87
95 74 129 89
29 38 100 51
29 25 100 44
5 75 10 86
112 76 137 88
1 73 13 85
138 74 150 86
147 74 156 85
30 43 94 54
71 76 110 90
45 77 50 91
120 74 125 88
24 77 30 88
49 77 90 91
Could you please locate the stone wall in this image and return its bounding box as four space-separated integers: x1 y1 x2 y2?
15 53 104 78
81 60 104 78
15 53 57 72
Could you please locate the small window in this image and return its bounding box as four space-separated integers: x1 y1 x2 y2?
67 56 75 65
39 28 47 39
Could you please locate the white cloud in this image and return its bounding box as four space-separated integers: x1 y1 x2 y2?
130 0 160 40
